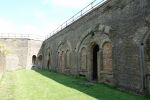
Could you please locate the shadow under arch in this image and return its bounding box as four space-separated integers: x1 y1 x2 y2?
92 43 99 81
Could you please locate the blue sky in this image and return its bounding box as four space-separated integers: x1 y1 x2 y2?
0 0 93 37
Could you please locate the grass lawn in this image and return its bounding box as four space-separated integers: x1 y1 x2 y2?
0 69 150 100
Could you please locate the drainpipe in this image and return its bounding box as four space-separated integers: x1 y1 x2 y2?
138 0 146 93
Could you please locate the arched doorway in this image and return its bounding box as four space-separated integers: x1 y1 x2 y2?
32 55 36 66
92 44 99 80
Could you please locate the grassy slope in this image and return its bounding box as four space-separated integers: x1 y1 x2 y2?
0 69 150 100
0 71 16 100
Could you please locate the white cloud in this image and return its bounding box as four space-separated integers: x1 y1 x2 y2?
0 18 56 37
20 22 59 37
33 9 47 21
20 25 39 34
0 18 17 33
43 0 91 8
0 18 39 35
0 0 102 39
44 25 55 33
0 18 46 38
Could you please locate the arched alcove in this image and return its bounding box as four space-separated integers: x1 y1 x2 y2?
59 51 65 73
77 31 111 81
100 42 113 83
102 42 112 71
32 55 36 66
66 50 70 68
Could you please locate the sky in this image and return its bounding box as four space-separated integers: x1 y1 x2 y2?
0 0 94 38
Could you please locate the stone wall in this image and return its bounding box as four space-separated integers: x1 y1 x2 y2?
38 0 150 93
27 39 43 69
0 38 42 71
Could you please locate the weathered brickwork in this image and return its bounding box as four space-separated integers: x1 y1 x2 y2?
66 50 70 68
80 47 87 71
102 42 112 71
37 0 150 94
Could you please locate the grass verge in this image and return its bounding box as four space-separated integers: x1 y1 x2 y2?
0 69 149 100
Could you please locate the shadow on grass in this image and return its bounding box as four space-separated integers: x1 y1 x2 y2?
33 69 150 100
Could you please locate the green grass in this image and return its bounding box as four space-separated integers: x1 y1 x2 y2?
0 69 150 100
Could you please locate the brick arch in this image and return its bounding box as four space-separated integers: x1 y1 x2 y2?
133 27 149 46
76 31 109 53
76 32 92 52
77 32 111 79
57 40 72 72
57 42 64 53
57 40 72 52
